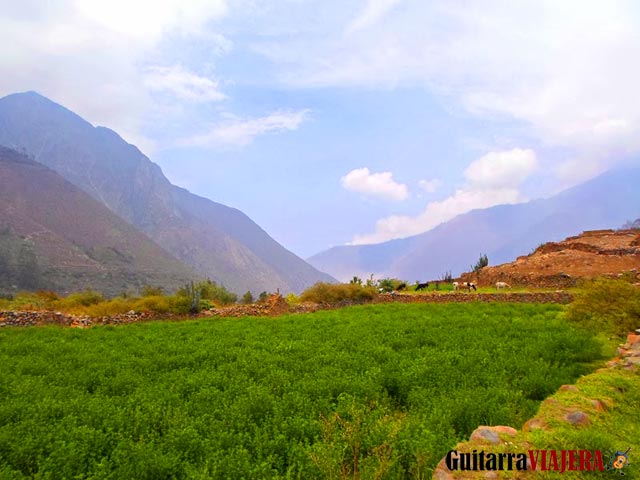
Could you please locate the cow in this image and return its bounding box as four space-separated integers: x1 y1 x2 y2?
454 281 477 291
496 281 511 290
396 283 407 291
415 282 429 291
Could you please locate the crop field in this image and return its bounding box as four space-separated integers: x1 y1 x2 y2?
0 303 604 479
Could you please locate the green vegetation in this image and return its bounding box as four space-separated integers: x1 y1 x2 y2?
0 303 604 479
565 278 640 335
299 282 377 304
471 253 489 273
523 366 640 479
0 279 238 316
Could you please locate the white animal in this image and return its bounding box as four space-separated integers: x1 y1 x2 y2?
496 281 511 290
453 281 477 291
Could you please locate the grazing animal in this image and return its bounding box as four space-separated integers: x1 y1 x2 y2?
396 283 407 291
415 282 429 291
465 282 477 291
455 281 477 291
495 281 511 290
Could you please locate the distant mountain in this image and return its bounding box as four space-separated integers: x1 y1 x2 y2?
0 92 334 294
308 167 640 282
0 146 196 295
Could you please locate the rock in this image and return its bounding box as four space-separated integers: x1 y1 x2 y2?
523 418 547 432
590 399 607 412
490 426 517 436
432 469 455 480
559 385 580 392
564 411 590 426
470 427 501 445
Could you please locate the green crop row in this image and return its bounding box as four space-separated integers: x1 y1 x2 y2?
0 303 604 479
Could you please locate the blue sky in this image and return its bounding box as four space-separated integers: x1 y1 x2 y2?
2 0 640 257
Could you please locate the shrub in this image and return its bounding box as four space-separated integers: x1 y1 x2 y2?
299 282 377 305
141 285 164 297
377 278 405 293
471 254 489 273
53 290 105 313
84 298 133 317
565 278 640 335
178 280 237 307
285 293 300 305
131 295 192 315
241 291 254 304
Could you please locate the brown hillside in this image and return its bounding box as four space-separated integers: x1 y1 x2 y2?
0 147 196 295
460 229 640 288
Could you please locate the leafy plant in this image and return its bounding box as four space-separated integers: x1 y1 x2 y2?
300 282 377 304
565 277 640 335
470 254 489 273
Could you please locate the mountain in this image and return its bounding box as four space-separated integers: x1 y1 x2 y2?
0 146 196 295
459 228 640 288
0 92 334 294
308 167 640 282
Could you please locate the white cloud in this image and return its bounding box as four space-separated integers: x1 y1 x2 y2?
182 109 311 147
75 0 227 42
418 178 442 194
351 187 522 244
464 149 537 188
350 148 536 244
255 1 640 174
144 65 226 102
0 0 229 147
346 0 404 34
341 167 409 201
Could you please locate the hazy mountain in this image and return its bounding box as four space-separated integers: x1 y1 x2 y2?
0 146 196 295
0 92 334 294
308 167 640 282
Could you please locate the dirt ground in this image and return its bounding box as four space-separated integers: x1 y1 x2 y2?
460 229 640 288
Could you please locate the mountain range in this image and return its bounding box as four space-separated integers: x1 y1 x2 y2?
308 167 640 282
0 146 196 295
0 92 334 295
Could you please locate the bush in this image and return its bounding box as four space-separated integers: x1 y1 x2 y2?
132 295 192 315
565 278 640 335
471 254 489 273
178 280 237 307
285 293 300 305
377 278 405 293
299 282 377 305
84 298 133 317
53 290 105 313
241 291 254 304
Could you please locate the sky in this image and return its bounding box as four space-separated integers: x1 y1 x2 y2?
2 0 640 257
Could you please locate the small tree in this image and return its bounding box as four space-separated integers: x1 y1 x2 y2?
258 291 269 303
471 254 489 273
241 291 254 304
440 271 453 283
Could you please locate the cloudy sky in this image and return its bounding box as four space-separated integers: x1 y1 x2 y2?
2 0 640 257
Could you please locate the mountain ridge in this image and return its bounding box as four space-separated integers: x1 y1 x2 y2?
308 166 640 282
0 145 196 295
0 91 334 294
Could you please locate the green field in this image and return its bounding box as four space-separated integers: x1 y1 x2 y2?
0 303 604 479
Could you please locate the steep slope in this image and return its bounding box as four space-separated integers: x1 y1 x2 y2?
0 146 196 295
308 167 640 281
459 228 640 287
0 92 334 294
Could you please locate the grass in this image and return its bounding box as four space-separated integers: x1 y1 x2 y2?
0 303 605 479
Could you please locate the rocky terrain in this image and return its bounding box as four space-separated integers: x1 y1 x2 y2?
460 229 640 288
